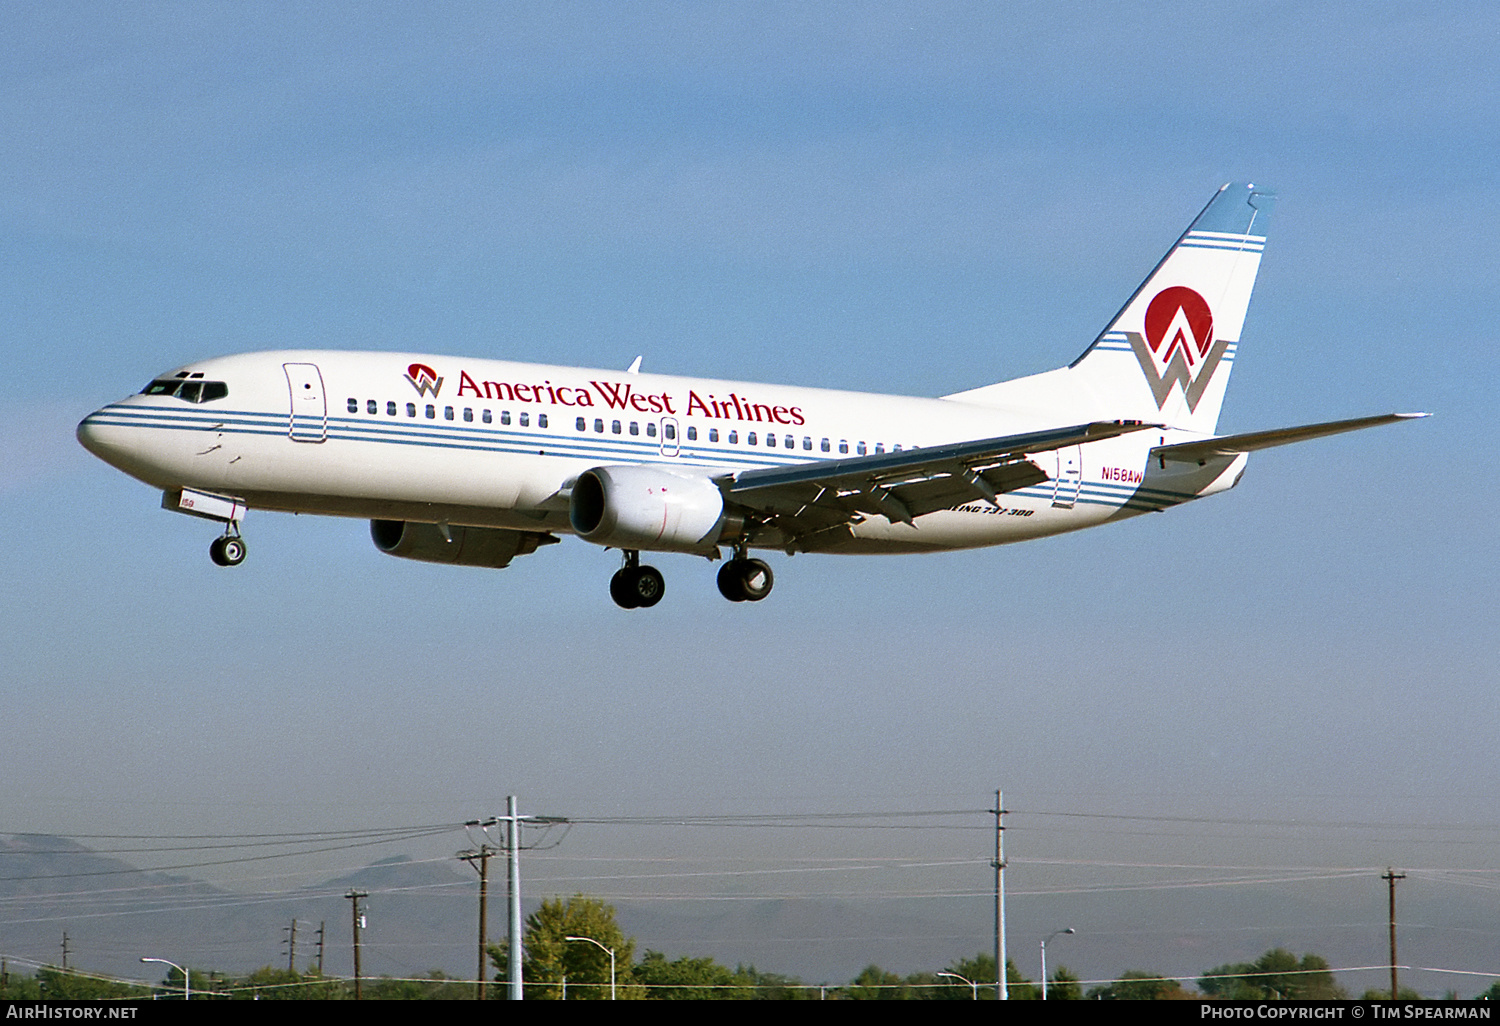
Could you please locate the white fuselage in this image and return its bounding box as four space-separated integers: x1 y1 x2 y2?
77 349 1244 555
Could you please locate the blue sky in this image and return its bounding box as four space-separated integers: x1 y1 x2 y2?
2 1 1496 988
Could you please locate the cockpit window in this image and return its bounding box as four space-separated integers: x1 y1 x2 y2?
141 379 229 403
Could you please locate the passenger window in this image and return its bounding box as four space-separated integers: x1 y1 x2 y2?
709 428 719 443
821 438 830 452
387 401 397 416
347 398 358 413
500 411 511 426
426 405 435 419
687 426 697 441
802 436 811 450
482 409 492 424
785 434 794 448
407 403 417 417
519 412 529 427
463 408 473 422
594 418 604 433
538 414 548 428
444 406 454 420
629 421 639 436
664 423 676 440
612 420 622 434
875 443 884 454
577 416 587 431
839 440 849 454
367 400 378 415
647 422 657 437
857 441 867 455
728 430 738 444
766 434 776 448
748 431 757 445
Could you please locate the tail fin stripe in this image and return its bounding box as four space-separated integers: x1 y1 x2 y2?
1092 331 1238 362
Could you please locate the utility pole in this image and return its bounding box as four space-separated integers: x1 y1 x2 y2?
459 826 497 1001
991 789 1007 1000
1383 868 1405 998
60 932 71 971
316 921 326 975
346 890 368 1000
284 918 298 972
507 796 523 1001
483 795 568 1001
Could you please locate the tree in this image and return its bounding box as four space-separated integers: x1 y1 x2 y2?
1046 966 1082 1000
234 966 341 1000
1200 949 1346 1000
364 970 468 1000
634 951 750 1000
929 953 1036 999
1088 970 1188 1000
732 965 814 1000
490 894 641 999
843 964 906 1000
36 967 150 1001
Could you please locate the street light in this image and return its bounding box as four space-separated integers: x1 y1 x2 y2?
937 970 979 1000
1040 927 1075 1000
564 935 615 1000
140 956 189 1001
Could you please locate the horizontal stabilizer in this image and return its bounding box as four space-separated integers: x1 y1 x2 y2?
1152 413 1429 463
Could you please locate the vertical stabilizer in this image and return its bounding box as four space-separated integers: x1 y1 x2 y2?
947 183 1273 434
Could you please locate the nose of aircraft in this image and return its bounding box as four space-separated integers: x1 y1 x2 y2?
76 410 109 456
76 408 131 469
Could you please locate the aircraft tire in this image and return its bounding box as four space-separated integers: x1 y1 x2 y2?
632 565 665 608
609 568 641 609
739 558 773 602
717 561 748 602
210 536 247 567
220 537 247 566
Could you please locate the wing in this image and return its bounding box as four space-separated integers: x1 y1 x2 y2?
720 420 1159 550
1151 413 1429 464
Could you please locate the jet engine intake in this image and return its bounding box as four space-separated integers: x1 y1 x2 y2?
370 520 549 569
569 465 730 553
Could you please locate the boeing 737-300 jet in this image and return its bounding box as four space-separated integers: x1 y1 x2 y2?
77 183 1424 608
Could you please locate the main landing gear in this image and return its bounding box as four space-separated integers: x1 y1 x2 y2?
610 551 665 609
607 548 776 609
716 556 774 602
208 530 247 567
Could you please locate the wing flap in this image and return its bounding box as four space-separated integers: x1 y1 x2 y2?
723 420 1155 543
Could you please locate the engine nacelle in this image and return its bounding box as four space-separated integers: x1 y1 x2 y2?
370 520 548 569
569 465 731 554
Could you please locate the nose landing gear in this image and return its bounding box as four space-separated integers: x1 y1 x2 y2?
610 550 664 609
209 530 247 567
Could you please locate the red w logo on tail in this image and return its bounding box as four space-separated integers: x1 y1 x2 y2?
1126 287 1229 411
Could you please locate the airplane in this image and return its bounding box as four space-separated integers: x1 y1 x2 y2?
77 183 1424 609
